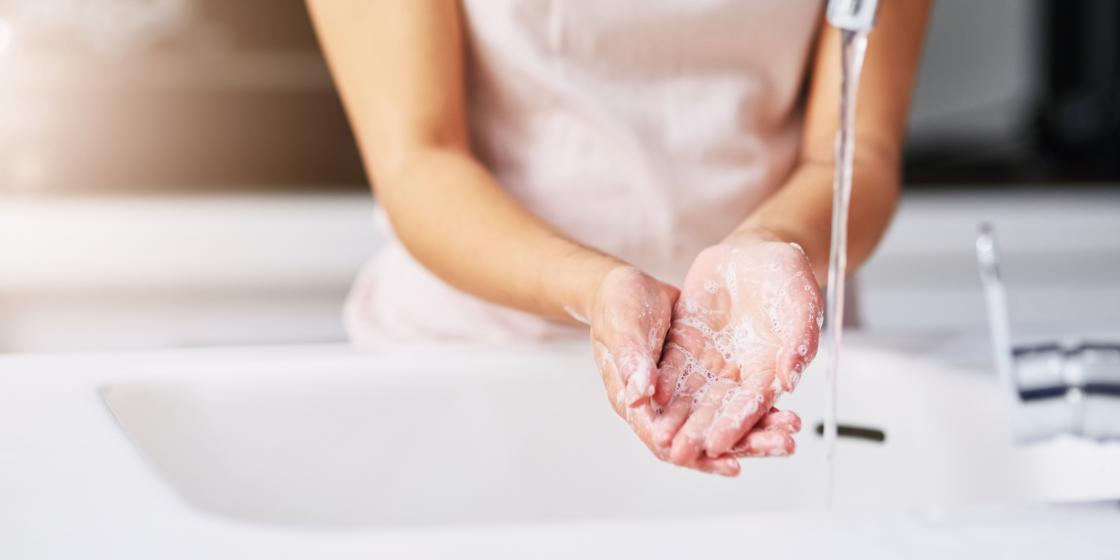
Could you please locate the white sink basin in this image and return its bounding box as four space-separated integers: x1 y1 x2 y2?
100 343 1120 527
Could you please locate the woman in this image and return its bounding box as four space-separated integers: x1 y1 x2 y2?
308 0 930 476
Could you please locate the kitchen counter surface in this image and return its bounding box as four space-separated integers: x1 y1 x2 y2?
1 188 1118 352
2 335 1119 559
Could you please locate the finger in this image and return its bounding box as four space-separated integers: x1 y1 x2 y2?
693 455 740 477
776 350 808 393
624 398 739 476
651 342 711 445
755 407 801 433
594 341 631 419
652 365 710 447
628 302 675 407
599 346 739 477
654 323 722 406
622 399 663 450
654 340 697 407
729 427 796 458
703 382 772 457
654 358 680 407
699 413 797 461
617 349 657 407
653 336 699 407
669 378 736 465
777 285 821 392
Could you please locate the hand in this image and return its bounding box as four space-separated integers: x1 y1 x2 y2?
652 230 823 467
589 266 803 476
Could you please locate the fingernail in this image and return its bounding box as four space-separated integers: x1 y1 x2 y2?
789 369 802 390
785 360 804 391
717 459 740 477
786 413 802 433
765 433 795 456
768 439 795 456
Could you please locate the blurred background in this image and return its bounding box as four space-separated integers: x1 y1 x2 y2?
1 0 1117 352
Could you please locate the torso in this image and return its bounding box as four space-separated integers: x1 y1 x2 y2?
345 0 825 346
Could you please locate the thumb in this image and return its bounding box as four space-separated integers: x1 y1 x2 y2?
616 346 658 407
779 334 817 392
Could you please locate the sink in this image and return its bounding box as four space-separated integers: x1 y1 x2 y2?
100 344 1120 527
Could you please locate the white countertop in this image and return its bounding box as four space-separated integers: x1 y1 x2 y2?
2 337 1119 559
3 189 1116 296
2 189 1118 352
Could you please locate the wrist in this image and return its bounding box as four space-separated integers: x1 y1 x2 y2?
730 220 825 266
722 224 784 246
726 219 829 287
555 252 630 325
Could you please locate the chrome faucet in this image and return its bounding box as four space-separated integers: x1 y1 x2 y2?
827 0 880 33
976 223 1120 442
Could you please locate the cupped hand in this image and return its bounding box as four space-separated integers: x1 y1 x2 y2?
651 231 823 467
590 265 804 476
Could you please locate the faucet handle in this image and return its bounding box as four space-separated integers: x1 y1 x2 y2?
827 0 880 32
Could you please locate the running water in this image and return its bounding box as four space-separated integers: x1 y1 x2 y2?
822 29 869 509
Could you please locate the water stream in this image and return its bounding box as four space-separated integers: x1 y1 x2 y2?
823 28 869 509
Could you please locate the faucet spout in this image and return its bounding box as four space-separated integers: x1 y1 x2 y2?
976 223 1120 443
827 0 880 32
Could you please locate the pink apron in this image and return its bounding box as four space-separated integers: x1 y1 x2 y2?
345 0 824 346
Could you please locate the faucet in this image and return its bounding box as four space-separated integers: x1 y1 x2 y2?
976 223 1120 442
826 0 880 33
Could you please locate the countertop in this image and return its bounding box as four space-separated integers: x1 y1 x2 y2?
2 336 1119 559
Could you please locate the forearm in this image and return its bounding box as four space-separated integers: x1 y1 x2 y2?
379 146 626 323
308 0 624 323
732 158 900 284
741 1 928 285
